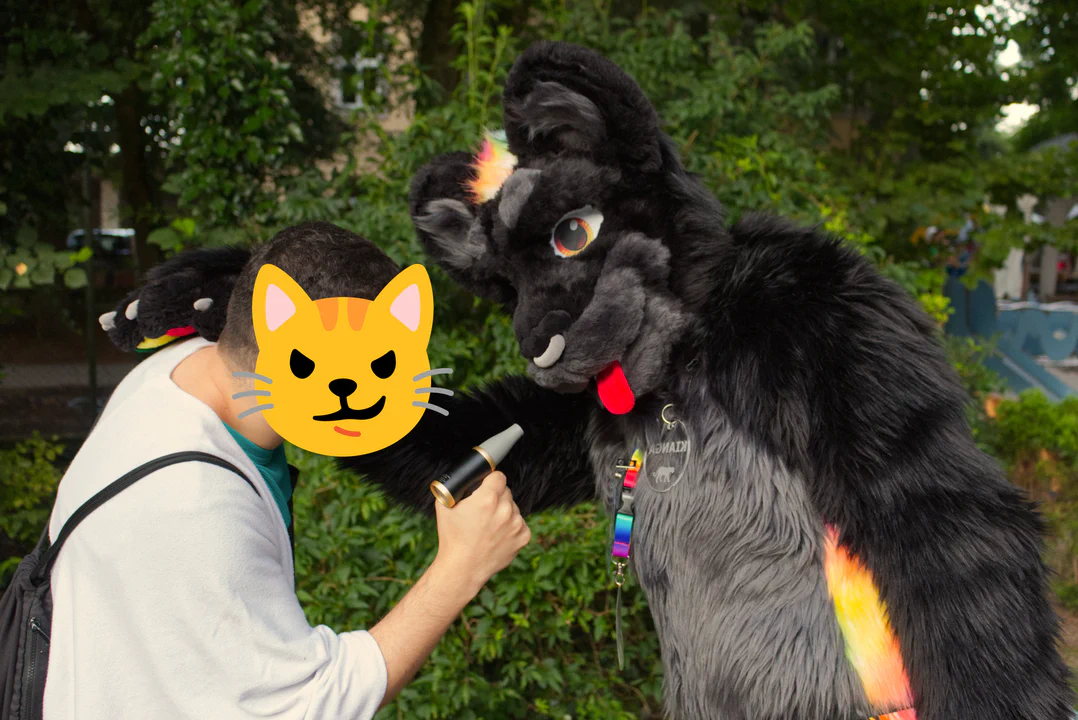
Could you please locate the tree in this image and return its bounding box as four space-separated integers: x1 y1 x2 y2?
0 0 346 274
1014 0 1077 150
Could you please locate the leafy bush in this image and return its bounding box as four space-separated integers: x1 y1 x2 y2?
290 449 664 719
977 391 1078 589
0 434 64 588
943 335 1006 447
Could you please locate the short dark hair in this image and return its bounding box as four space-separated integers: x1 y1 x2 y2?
218 221 402 370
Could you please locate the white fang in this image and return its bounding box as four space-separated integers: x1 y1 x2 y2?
533 334 565 368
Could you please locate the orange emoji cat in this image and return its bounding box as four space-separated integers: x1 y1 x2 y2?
243 263 444 456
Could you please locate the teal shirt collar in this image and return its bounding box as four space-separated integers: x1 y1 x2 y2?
223 424 293 528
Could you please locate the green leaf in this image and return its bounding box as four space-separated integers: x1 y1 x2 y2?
30 265 55 285
15 225 37 246
0 268 12 290
171 217 197 237
69 246 92 264
63 267 88 289
5 253 30 269
147 227 183 250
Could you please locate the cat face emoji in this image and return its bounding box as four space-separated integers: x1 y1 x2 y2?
247 263 439 456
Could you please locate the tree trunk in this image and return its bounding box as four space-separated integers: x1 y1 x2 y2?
417 0 463 107
114 82 160 276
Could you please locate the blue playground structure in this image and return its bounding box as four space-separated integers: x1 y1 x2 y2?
945 275 1078 401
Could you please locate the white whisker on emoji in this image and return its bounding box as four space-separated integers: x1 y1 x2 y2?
413 368 453 381
237 404 275 420
232 390 272 400
233 371 274 384
412 401 449 417
414 387 454 396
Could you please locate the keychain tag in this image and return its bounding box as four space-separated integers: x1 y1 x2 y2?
642 404 690 493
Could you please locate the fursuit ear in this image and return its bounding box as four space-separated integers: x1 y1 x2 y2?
503 41 663 172
409 152 516 307
409 151 483 270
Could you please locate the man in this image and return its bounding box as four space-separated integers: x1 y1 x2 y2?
45 222 531 719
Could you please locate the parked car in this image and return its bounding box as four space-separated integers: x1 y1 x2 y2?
65 228 138 291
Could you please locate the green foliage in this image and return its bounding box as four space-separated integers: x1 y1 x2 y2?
0 434 64 587
986 392 1078 476
0 224 91 290
1054 580 1078 614
3 0 1078 708
144 0 307 228
943 335 1005 444
977 391 1078 590
0 3 145 123
1013 0 1077 151
290 448 662 719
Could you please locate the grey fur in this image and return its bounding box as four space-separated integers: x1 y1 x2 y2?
529 233 680 401
414 199 481 269
498 168 542 229
530 266 645 383
618 292 688 394
588 370 869 720
521 80 606 150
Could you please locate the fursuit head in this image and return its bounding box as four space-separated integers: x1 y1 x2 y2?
103 42 1071 720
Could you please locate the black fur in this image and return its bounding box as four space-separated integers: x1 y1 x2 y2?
342 376 597 516
103 246 250 351
108 41 1073 719
405 41 1073 720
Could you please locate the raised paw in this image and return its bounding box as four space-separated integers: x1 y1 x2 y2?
102 246 251 354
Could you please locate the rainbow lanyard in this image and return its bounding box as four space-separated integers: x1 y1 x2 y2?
610 447 643 670
611 447 643 567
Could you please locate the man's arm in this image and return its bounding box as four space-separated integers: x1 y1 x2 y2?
105 463 526 719
368 471 530 707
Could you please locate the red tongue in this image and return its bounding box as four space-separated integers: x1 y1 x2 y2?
596 361 635 415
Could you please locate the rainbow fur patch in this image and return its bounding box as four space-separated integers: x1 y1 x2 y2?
870 711 917 720
135 325 196 353
824 526 916 717
466 129 517 204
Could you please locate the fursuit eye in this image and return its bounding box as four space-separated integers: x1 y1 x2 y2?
551 206 604 258
371 350 396 379
290 349 315 379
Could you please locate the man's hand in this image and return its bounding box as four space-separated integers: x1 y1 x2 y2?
432 472 531 595
369 471 531 709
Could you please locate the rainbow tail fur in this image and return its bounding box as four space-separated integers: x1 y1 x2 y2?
874 711 917 720
824 526 916 717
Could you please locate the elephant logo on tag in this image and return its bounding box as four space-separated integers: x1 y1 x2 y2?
643 433 690 493
653 466 676 485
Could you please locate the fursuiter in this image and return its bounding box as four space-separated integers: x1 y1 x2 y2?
102 47 1072 720
382 41 1075 720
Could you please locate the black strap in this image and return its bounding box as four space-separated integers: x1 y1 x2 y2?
286 464 300 560
30 451 253 585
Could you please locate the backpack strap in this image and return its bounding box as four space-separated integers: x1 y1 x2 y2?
30 451 254 586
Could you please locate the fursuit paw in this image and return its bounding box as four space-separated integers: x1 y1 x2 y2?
100 246 251 354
